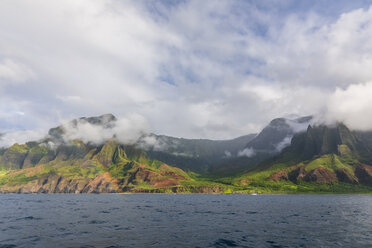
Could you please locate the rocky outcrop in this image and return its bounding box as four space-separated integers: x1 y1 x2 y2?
335 168 358 184
0 167 221 193
120 163 188 191
0 172 118 194
274 166 341 184
0 152 193 193
269 170 289 181
303 167 338 183
288 166 307 182
270 164 371 185
355 164 372 187
288 166 339 184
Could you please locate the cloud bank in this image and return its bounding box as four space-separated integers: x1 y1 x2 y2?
1 0 372 140
58 114 149 145
0 129 47 147
326 82 372 131
0 114 150 148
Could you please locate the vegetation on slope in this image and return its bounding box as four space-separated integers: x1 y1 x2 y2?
0 116 372 194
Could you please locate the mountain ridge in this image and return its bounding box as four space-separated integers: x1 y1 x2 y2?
0 114 371 193
235 123 372 191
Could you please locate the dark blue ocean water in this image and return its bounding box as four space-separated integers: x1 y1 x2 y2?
0 194 371 248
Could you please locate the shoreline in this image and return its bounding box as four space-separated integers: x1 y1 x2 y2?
1 191 371 195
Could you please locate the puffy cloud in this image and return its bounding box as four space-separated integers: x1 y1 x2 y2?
0 114 150 148
326 82 372 130
60 114 149 145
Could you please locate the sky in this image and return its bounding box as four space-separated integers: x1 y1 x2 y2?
1 0 372 143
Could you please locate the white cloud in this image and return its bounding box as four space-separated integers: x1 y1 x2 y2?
0 129 47 147
137 135 162 150
224 150 232 158
285 118 312 133
57 95 82 103
239 77 283 101
0 59 34 84
326 82 372 130
61 114 149 145
238 147 255 157
1 1 372 141
275 136 292 152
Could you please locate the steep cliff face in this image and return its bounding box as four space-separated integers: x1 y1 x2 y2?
287 166 338 183
0 139 197 193
268 161 368 185
0 172 118 194
246 123 372 187
284 124 371 163
355 164 372 187
22 143 50 168
0 114 371 194
208 116 312 175
245 116 311 154
0 141 91 170
0 143 29 169
0 161 228 193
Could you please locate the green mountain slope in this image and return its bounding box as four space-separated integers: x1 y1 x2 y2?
0 114 371 194
0 139 234 193
141 116 312 175
43 113 258 174
232 123 372 193
140 133 256 173
207 116 312 175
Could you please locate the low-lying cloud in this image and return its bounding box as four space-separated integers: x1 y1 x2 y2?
0 129 47 147
275 136 292 152
326 81 372 131
285 118 312 133
237 147 255 158
0 114 150 148
60 114 149 145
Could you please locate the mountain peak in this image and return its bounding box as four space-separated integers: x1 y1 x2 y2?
244 115 312 154
282 122 372 162
77 113 117 125
48 114 117 141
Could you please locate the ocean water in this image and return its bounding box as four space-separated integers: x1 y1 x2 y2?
0 194 371 248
